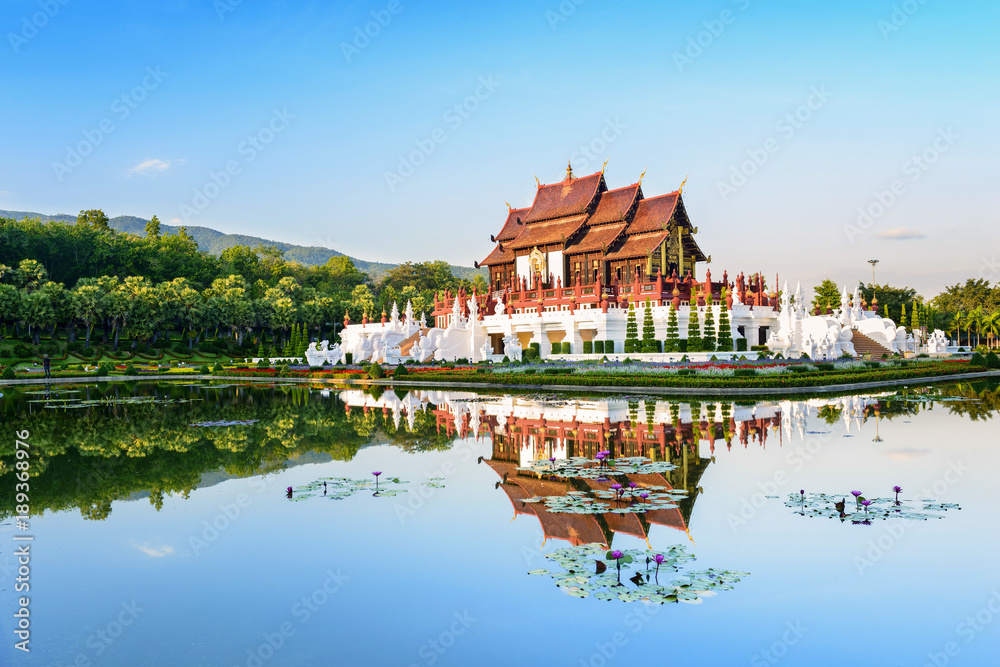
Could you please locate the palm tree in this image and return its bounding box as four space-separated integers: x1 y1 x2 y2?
984 310 1000 350
71 282 105 349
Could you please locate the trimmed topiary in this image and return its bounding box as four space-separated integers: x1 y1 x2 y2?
394 363 408 377
1 366 14 380
583 341 593 354
213 361 224 372
367 362 384 379
985 352 1000 369
593 340 604 354
198 364 210 374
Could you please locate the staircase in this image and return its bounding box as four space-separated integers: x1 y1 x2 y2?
851 330 893 359
397 328 430 357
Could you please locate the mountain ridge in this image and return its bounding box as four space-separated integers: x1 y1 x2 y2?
0 209 483 282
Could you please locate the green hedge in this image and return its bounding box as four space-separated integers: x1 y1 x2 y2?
583 341 593 354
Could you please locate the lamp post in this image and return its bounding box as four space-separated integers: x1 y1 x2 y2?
868 259 879 285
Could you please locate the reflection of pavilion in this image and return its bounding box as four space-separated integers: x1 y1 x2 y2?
335 389 885 546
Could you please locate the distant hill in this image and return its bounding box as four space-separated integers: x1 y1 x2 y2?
0 210 484 283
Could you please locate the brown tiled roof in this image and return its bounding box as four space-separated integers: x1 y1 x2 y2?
603 511 648 539
506 214 588 250
494 207 530 243
480 244 514 267
497 482 539 517
604 230 670 261
627 192 679 234
564 223 626 256
588 184 642 225
523 172 605 223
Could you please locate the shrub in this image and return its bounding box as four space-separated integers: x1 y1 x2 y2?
593 340 604 354
367 363 384 379
677 339 688 353
123 364 137 375
815 362 835 371
1 366 14 379
733 368 758 377
605 340 615 354
393 363 408 377
198 364 210 374
969 352 986 367
736 338 748 352
583 341 593 354
345 352 353 364
67 341 82 352
257 358 270 368
13 343 32 358
95 365 109 377
986 352 1000 369
551 342 562 355
212 361 224 372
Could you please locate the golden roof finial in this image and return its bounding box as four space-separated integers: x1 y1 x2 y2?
504 200 512 212
601 158 609 174
679 175 688 194
566 160 573 180
638 168 646 185
534 173 540 187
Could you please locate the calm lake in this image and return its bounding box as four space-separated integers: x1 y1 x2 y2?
2 379 999 666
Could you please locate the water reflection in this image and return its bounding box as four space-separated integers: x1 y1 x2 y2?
1 379 997 527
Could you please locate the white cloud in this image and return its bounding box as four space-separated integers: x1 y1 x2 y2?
877 227 926 240
128 158 182 177
169 218 184 225
131 540 175 558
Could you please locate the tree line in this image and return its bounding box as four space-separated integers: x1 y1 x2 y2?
811 277 1000 348
0 211 487 350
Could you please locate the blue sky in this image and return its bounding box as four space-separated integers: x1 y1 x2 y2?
2 0 998 296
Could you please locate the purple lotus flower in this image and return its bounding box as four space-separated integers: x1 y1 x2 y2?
652 553 665 582
861 500 873 513
653 554 665 565
851 490 862 497
373 471 382 491
285 486 293 498
800 489 805 496
640 492 649 502
629 482 637 489
373 471 382 476
893 485 902 505
548 456 556 462
610 550 624 560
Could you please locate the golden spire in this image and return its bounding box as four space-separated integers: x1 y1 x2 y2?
601 158 609 174
679 175 688 194
566 160 573 180
505 200 512 212
534 173 540 187
638 168 646 185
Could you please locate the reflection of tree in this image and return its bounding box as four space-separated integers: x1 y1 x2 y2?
879 380 1000 423
0 382 465 520
817 406 842 425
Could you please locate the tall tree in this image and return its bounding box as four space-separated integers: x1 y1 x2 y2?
145 215 162 239
811 278 840 314
77 209 110 229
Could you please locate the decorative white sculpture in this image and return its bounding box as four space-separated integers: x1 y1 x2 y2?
480 340 494 361
503 334 522 362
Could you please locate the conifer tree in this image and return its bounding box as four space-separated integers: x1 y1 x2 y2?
625 302 639 353
717 290 733 352
702 295 716 353
641 299 659 352
900 303 906 325
910 302 919 331
664 304 680 352
687 306 703 352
